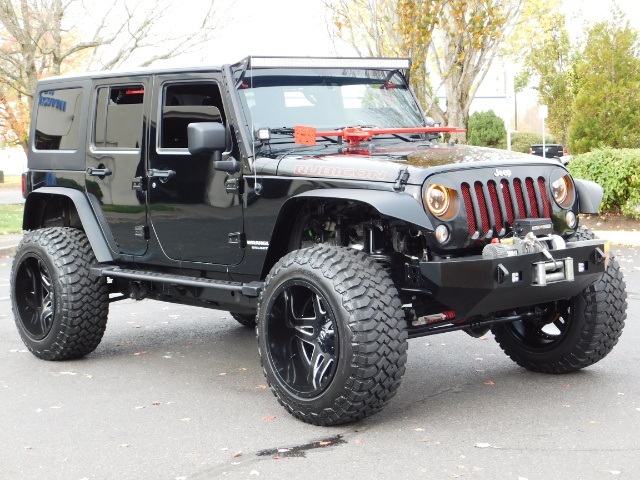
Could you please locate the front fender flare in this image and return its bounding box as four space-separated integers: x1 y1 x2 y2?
292 188 434 230
574 179 603 214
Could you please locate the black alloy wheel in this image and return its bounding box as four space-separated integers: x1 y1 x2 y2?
257 245 408 425
14 254 56 341
492 227 626 373
263 279 339 398
11 228 109 360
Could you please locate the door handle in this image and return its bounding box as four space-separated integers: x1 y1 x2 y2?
86 167 112 177
148 169 176 182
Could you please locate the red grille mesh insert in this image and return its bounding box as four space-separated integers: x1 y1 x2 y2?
474 182 490 234
461 183 476 235
488 181 503 233
501 179 514 224
525 178 539 217
513 178 527 218
538 177 552 218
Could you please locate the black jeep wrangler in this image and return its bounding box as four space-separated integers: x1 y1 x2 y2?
12 57 627 425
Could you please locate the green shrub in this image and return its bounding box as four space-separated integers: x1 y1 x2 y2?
496 132 556 154
467 110 506 147
568 148 640 218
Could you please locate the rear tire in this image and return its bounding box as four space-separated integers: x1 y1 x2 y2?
230 312 257 328
491 227 626 373
11 228 109 360
257 246 408 425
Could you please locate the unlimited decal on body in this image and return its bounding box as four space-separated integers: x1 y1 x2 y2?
247 240 269 250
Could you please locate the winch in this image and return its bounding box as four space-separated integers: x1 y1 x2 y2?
482 231 574 286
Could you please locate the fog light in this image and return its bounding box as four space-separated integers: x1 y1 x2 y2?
255 128 271 142
435 224 450 244
566 211 577 228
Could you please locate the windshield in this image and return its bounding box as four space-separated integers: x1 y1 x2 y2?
238 68 425 133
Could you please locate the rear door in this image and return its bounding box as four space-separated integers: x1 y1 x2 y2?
147 73 244 265
86 78 150 256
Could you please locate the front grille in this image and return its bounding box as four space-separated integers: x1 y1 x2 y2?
461 176 551 238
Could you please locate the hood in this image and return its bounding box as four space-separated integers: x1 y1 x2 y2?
258 141 564 185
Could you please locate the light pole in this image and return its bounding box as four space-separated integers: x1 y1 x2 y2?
538 105 548 158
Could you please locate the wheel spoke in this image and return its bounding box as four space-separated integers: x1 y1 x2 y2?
289 288 323 339
15 255 56 340
310 347 335 390
265 279 340 398
506 301 574 348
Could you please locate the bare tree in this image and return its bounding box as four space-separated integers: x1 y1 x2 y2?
325 0 525 141
0 0 228 151
325 0 444 120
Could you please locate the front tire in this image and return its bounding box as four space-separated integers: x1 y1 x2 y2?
257 246 408 425
11 228 109 360
491 227 627 373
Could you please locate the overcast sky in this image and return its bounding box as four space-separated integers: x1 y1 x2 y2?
163 0 640 67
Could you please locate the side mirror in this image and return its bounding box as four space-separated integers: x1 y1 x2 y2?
187 122 226 157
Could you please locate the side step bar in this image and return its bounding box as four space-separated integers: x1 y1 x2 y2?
91 265 263 298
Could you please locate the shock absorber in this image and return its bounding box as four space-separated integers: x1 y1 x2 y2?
412 310 456 327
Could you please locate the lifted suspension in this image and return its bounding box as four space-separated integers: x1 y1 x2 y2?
406 311 536 339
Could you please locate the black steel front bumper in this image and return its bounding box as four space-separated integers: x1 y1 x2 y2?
417 239 608 317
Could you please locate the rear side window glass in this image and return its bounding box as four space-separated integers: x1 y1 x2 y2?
34 88 84 150
94 85 144 149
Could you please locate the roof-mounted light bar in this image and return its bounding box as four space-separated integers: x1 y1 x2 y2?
248 56 411 70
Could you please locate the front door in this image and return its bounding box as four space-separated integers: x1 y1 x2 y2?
147 74 243 265
86 79 149 256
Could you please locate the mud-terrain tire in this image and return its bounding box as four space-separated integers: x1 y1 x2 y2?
257 246 408 425
230 312 257 328
491 227 626 373
11 228 109 360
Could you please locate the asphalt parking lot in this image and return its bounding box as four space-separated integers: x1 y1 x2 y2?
1 247 639 480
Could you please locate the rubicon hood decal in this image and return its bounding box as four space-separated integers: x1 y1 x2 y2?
293 165 388 181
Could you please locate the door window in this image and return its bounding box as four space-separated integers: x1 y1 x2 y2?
160 82 225 149
94 86 144 149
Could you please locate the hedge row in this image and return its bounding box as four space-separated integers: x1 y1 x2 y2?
568 148 640 218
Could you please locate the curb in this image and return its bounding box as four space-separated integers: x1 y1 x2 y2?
0 246 17 258
0 245 18 258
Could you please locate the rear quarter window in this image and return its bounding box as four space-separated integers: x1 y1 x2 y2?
34 88 84 150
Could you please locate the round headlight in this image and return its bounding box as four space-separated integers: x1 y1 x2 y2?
425 184 450 217
549 173 575 208
551 176 568 204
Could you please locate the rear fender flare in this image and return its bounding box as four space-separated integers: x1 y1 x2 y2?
24 187 114 262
